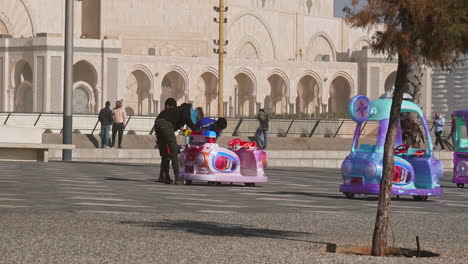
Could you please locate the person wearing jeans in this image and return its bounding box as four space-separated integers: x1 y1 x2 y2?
255 109 269 149
98 101 113 148
433 112 445 151
446 114 456 148
112 100 127 149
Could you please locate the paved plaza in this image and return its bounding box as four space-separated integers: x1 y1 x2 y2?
1 162 468 263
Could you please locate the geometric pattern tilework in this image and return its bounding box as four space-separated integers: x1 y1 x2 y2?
107 58 118 103
370 67 380 100
0 57 3 110
50 56 63 112
36 56 45 112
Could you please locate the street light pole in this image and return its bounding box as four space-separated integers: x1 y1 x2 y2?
63 0 73 161
214 0 228 117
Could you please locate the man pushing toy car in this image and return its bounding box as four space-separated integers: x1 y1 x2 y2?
154 103 198 184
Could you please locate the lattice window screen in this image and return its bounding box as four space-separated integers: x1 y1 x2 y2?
36 57 44 112
0 57 3 110
370 67 380 99
107 58 118 103
50 56 63 112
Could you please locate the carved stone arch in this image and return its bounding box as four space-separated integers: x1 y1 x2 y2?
160 66 189 110
236 35 262 60
353 37 371 51
294 71 323 115
198 67 219 79
233 68 257 117
265 69 290 114
0 0 35 37
73 81 96 114
228 12 276 60
126 64 154 94
328 72 355 113
305 32 337 62
384 71 397 93
14 80 33 112
195 67 219 116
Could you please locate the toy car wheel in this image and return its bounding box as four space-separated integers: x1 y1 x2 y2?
344 193 355 199
208 181 215 186
457 183 465 188
413 195 428 201
184 180 192 185
245 183 256 187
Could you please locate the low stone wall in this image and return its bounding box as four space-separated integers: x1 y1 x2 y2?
49 149 455 170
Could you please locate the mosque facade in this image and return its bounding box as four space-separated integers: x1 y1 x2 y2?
0 0 433 117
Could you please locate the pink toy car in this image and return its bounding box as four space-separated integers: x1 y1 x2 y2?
179 131 268 186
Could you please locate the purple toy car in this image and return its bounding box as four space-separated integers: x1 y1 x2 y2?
452 110 468 188
339 95 444 201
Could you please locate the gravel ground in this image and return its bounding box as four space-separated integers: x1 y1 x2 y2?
1 211 467 264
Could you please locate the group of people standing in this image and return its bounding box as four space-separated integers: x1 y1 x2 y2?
98 100 127 149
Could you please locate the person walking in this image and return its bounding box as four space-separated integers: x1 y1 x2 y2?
447 114 456 148
255 109 269 149
112 100 127 149
98 101 113 148
433 112 446 151
154 103 197 184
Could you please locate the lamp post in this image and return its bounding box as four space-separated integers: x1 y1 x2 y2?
62 0 73 161
214 0 228 117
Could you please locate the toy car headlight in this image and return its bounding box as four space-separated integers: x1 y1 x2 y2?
341 160 352 176
456 161 468 176
364 162 378 178
195 152 208 167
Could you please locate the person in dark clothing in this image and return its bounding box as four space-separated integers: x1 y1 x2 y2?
98 101 113 148
155 103 197 184
255 109 269 149
156 98 177 183
447 114 456 148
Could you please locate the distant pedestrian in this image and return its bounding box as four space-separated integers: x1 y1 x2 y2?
447 114 456 148
255 109 269 149
433 112 445 151
112 100 127 149
196 107 204 120
98 101 113 148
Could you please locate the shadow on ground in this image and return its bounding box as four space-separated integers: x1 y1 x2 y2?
120 219 334 247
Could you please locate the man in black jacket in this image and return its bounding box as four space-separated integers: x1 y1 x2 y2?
98 101 113 148
155 103 197 184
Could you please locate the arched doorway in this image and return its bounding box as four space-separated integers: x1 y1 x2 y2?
0 19 9 35
385 71 397 93
234 73 255 117
160 71 186 111
73 86 90 114
297 75 320 115
73 61 98 113
195 72 218 117
329 76 351 113
125 69 151 115
266 74 288 114
13 60 33 112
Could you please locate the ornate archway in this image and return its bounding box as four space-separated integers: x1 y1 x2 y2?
266 73 288 114
234 73 255 117
329 76 351 113
195 71 218 117
14 81 33 112
160 70 186 111
73 60 98 113
385 71 397 93
125 69 152 115
297 75 320 115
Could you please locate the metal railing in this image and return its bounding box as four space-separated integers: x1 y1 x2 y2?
0 112 456 138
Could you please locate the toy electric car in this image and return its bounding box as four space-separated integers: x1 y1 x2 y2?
339 95 444 200
179 131 268 186
452 110 468 188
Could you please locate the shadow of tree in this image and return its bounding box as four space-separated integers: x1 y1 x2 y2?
120 219 333 246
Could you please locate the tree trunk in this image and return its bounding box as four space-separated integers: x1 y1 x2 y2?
371 54 410 256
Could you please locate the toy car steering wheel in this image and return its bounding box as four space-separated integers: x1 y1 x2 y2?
228 138 242 147
394 144 410 154
413 149 426 156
